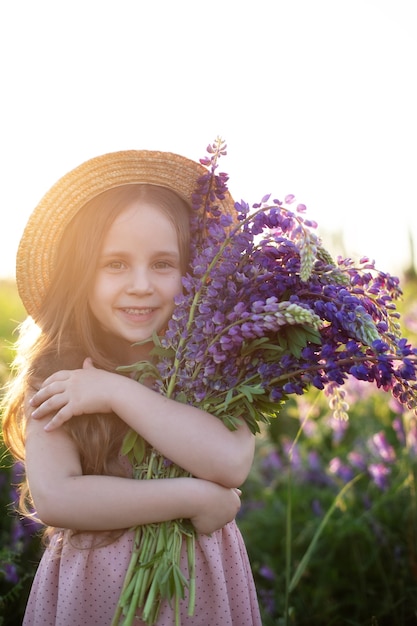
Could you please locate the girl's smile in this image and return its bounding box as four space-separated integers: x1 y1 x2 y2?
88 200 183 362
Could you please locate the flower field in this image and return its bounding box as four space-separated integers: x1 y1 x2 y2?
238 277 417 625
1 272 417 625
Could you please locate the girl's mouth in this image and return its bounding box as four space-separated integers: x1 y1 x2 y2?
122 307 155 316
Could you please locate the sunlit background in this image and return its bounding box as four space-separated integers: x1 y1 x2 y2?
1 0 416 280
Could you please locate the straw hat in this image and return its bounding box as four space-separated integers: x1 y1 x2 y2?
16 149 235 320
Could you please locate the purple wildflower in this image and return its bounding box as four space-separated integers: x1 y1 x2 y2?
406 417 417 456
326 414 349 445
261 450 283 472
282 440 302 470
369 432 396 463
328 457 355 483
126 137 417 440
368 463 391 490
347 451 367 471
3 562 19 585
259 564 276 581
258 589 275 616
304 451 333 487
392 416 406 446
311 499 324 517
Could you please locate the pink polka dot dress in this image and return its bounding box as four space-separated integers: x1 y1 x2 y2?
23 520 262 625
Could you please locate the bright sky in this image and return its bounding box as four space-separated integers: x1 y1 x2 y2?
1 0 416 280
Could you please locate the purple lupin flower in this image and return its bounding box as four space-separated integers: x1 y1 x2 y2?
368 463 391 490
146 141 417 438
369 432 396 463
117 138 417 625
328 457 355 483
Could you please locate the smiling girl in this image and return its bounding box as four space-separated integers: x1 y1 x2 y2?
2 151 262 625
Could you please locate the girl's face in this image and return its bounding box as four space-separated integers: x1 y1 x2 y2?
88 200 183 362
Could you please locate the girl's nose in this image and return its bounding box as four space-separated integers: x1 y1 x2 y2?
126 268 154 295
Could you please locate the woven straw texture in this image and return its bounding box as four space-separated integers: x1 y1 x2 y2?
16 150 234 319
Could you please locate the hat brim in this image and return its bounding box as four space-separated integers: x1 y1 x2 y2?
16 150 235 319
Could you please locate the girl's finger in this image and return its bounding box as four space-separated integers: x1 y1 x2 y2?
83 357 94 369
30 391 49 408
38 370 71 388
44 415 61 432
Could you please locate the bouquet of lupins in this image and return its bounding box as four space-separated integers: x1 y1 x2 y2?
112 138 417 625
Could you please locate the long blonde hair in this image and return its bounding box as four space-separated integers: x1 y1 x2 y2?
1 183 191 529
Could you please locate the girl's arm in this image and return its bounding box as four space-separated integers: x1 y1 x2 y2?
25 413 241 534
30 361 255 488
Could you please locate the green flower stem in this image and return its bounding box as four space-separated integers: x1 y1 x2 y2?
115 526 157 625
186 533 196 616
283 409 313 625
120 529 143 601
142 524 168 622
289 473 364 593
110 526 142 625
124 561 146 624
136 528 158 608
113 435 196 625
283 459 292 625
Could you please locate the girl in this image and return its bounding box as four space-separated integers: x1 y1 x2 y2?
2 150 262 625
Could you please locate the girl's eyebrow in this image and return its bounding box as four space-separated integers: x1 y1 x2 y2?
152 250 181 259
99 249 181 259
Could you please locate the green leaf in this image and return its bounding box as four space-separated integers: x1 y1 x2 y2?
150 344 176 359
224 388 234 409
133 436 146 465
301 325 322 344
277 333 289 351
218 413 242 431
121 429 138 457
173 391 188 404
117 360 161 383
238 384 265 403
241 336 285 357
281 324 321 358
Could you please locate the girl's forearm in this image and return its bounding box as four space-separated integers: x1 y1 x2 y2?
111 376 255 487
33 474 202 530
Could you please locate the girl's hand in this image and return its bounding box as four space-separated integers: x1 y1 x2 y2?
190 480 242 535
30 358 117 431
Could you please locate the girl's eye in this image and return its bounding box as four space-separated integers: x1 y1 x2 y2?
106 260 125 270
153 261 172 270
